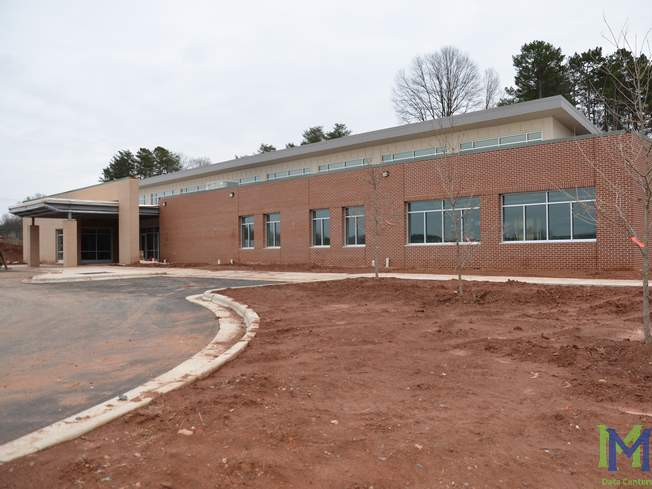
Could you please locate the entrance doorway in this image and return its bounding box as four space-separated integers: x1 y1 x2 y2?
140 227 159 261
80 228 113 263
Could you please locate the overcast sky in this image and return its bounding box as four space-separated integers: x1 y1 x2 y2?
1 0 650 214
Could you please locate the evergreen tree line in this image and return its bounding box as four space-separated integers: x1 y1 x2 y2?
256 123 351 154
500 40 651 132
100 146 183 182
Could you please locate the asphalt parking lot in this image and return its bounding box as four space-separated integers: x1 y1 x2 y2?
0 269 271 444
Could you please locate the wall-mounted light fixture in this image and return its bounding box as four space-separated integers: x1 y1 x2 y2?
382 170 390 178
228 192 235 198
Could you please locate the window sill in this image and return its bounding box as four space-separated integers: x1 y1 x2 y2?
406 242 480 247
311 245 331 249
343 244 366 248
265 246 281 249
241 247 255 250
500 239 596 244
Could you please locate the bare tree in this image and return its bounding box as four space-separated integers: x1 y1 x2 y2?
575 21 652 343
392 46 483 123
182 155 212 169
482 68 501 109
432 127 481 295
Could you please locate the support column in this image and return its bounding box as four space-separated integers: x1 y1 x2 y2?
63 219 79 267
28 224 40 267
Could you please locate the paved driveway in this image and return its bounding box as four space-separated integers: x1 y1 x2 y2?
0 269 271 444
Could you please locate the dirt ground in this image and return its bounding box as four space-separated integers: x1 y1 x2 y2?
0 242 22 264
1 278 652 488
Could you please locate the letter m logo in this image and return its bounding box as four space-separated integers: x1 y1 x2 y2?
598 424 651 472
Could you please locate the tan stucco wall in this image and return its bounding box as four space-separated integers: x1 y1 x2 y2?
58 178 140 264
22 178 141 265
139 116 563 201
22 218 64 264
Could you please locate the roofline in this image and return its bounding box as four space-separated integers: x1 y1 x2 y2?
9 198 160 218
10 198 119 212
139 95 601 188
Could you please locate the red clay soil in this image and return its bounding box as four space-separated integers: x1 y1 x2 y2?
1 278 652 488
0 242 22 263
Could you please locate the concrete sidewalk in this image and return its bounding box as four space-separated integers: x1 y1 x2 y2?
25 265 643 287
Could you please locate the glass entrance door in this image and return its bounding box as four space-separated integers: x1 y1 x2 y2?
140 227 160 261
80 228 113 263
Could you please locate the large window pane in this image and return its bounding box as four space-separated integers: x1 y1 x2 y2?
577 187 596 200
503 206 524 241
312 220 321 246
356 216 366 245
548 203 571 240
548 189 577 202
323 219 330 245
525 205 546 240
463 208 480 242
426 212 442 243
346 206 364 217
409 200 441 212
444 211 461 242
503 192 546 206
97 231 112 252
445 197 480 209
408 213 425 243
572 202 596 239
346 217 356 245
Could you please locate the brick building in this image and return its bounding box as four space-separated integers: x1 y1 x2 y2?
11 96 648 274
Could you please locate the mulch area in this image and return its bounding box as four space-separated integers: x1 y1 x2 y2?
1 278 651 488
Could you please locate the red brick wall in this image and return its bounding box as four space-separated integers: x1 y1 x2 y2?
159 134 642 273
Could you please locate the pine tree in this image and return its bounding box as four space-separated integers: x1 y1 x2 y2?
501 41 572 104
135 148 157 178
325 123 351 139
568 47 606 127
301 126 326 145
152 146 183 175
257 143 276 153
100 150 136 182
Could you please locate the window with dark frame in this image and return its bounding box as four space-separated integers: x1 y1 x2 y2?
240 215 255 248
311 209 330 246
501 188 596 242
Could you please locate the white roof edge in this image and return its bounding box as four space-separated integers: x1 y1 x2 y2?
9 198 119 212
136 96 599 188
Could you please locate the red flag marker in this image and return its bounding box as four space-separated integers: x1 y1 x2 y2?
629 236 646 249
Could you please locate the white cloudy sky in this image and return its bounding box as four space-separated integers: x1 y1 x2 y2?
1 0 650 214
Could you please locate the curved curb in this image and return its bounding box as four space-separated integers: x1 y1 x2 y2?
0 289 259 464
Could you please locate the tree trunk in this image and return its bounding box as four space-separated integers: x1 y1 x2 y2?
456 241 463 296
374 246 380 279
643 200 651 344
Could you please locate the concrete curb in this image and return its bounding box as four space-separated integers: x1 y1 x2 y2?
0 290 260 464
28 271 169 284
